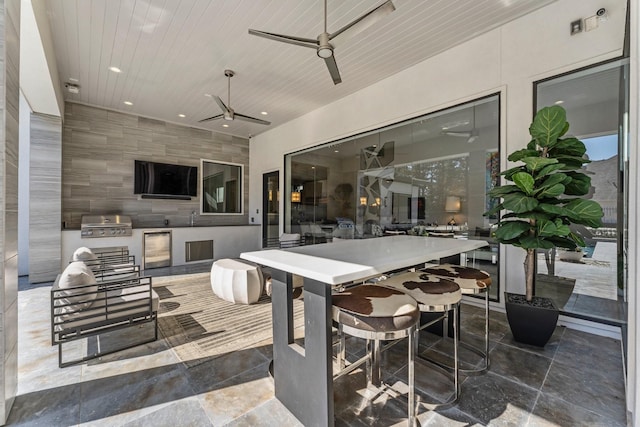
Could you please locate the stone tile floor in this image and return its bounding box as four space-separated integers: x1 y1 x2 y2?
9 268 627 426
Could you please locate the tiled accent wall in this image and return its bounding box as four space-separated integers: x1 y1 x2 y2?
0 0 20 421
62 102 250 229
29 113 62 283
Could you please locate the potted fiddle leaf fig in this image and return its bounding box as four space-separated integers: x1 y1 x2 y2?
484 105 603 347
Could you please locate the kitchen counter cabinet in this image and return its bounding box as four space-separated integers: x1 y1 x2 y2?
61 225 261 271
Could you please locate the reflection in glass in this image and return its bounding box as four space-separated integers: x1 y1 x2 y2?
201 159 243 214
285 94 501 300
534 60 628 325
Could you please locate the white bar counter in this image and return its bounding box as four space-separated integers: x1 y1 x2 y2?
240 235 489 426
242 235 489 284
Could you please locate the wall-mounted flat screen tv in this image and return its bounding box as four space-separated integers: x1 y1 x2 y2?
134 160 197 199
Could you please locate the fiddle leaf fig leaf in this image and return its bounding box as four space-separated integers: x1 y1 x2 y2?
535 183 565 198
508 149 539 162
503 211 551 221
553 220 571 236
522 157 558 173
501 165 526 180
494 221 530 241
565 199 604 227
555 155 590 170
537 220 557 237
512 172 534 195
529 106 567 147
564 172 591 196
502 193 538 213
488 185 521 197
538 203 568 215
539 173 569 187
520 236 555 249
569 231 586 247
483 203 503 217
537 163 567 178
547 236 580 249
549 137 587 157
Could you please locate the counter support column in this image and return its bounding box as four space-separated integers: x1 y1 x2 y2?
271 270 334 426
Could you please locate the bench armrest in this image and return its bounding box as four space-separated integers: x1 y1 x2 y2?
51 275 155 345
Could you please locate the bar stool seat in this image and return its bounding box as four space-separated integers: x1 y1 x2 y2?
421 264 492 374
421 264 492 293
332 284 419 426
377 271 462 407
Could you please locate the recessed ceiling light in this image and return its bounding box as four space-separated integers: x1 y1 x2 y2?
178 114 186 118
334 150 339 153
109 66 122 73
204 93 213 98
554 100 564 105
222 124 229 128
123 101 133 106
261 111 268 115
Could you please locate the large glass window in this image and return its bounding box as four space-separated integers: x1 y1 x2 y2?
285 94 501 299
534 59 629 325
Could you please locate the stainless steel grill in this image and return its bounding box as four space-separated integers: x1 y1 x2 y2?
81 215 133 238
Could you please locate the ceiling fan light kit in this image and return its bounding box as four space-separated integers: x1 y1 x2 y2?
199 69 271 126
249 0 395 85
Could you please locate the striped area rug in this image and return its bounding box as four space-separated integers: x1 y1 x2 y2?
154 272 305 368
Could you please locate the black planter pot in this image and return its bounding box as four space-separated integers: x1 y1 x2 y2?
505 292 559 347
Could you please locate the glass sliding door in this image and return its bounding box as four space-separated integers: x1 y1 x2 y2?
284 94 501 300
262 171 280 248
534 59 629 325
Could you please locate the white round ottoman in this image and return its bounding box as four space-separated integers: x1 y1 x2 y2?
210 258 264 304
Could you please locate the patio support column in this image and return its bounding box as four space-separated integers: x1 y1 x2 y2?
0 0 21 422
28 113 61 283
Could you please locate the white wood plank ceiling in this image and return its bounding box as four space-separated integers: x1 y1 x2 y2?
45 0 557 138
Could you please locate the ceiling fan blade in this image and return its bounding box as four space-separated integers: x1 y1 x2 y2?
324 55 342 85
213 96 230 113
248 29 318 49
234 113 271 126
198 114 224 123
330 0 395 46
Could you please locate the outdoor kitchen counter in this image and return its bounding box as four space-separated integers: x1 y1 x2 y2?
61 225 260 271
240 235 489 426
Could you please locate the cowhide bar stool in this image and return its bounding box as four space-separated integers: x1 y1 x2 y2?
332 284 420 426
421 264 492 374
377 271 463 406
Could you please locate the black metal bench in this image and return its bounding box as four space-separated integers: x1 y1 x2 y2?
51 272 158 367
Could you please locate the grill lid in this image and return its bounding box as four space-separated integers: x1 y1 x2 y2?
81 215 132 228
81 215 132 238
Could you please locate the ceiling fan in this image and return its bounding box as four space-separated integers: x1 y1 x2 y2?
199 70 271 125
248 0 395 85
442 106 479 143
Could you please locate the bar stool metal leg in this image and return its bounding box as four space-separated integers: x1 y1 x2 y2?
332 284 420 426
421 264 492 376
377 272 463 408
408 325 416 427
366 339 382 387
